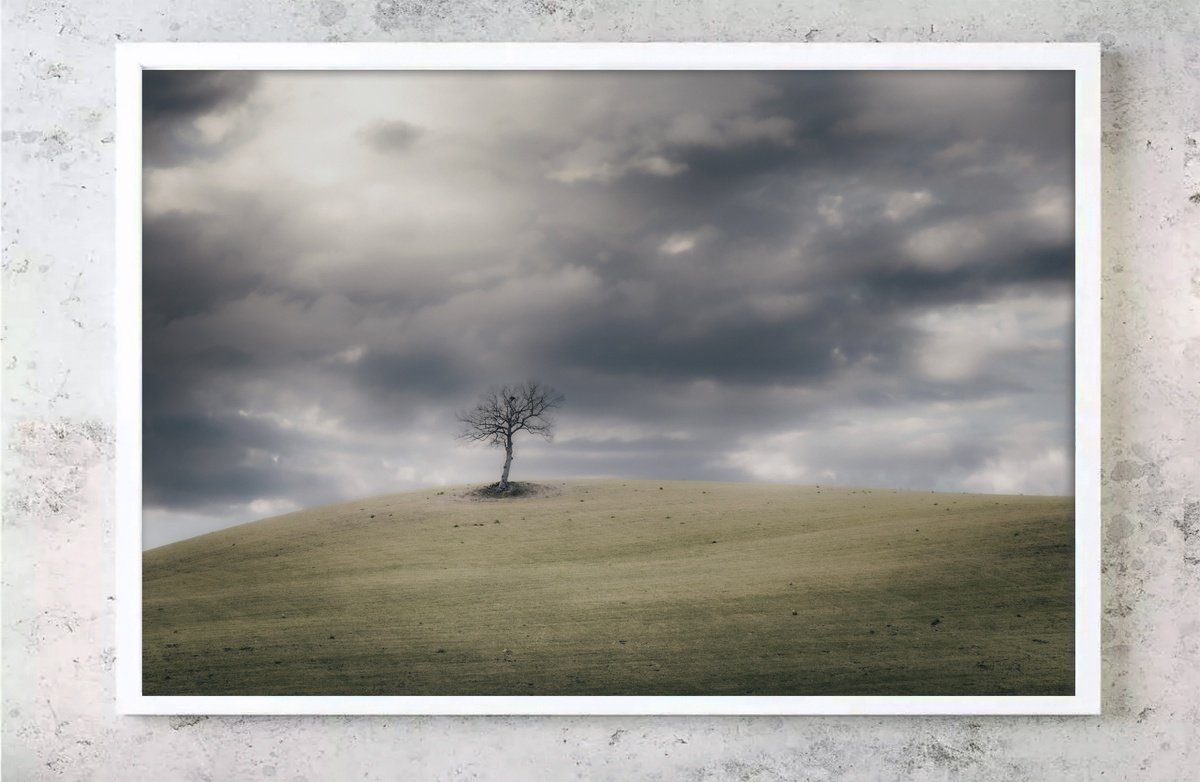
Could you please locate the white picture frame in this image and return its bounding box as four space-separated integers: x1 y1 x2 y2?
116 41 1101 716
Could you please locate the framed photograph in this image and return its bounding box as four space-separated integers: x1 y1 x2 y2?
116 42 1101 715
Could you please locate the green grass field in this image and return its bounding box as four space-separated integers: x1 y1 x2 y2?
143 480 1074 696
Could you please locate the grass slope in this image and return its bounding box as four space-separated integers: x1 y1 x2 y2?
144 480 1073 696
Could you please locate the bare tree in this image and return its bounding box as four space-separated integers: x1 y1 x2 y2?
457 380 565 490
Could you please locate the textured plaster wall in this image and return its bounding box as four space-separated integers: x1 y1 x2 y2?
2 1 1198 779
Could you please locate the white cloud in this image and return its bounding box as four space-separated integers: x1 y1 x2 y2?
961 421 1071 495
248 497 302 517
547 105 791 185
327 346 366 364
910 293 1071 383
193 110 240 146
884 190 935 222
548 162 619 184
629 155 689 177
235 403 352 441
657 226 718 257
722 402 1071 497
1024 185 1073 242
963 447 1069 495
549 153 688 184
818 195 845 227
725 430 812 483
903 218 990 271
660 233 698 255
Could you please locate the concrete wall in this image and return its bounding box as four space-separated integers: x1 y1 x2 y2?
3 1 1198 778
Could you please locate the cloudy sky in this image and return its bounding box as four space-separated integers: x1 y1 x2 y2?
142 69 1075 548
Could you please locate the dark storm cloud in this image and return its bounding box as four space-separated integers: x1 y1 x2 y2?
143 70 260 167
141 70 1076 546
353 350 473 399
144 71 258 119
143 412 340 509
143 209 265 323
547 298 899 385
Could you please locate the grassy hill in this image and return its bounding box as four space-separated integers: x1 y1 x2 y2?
143 480 1074 696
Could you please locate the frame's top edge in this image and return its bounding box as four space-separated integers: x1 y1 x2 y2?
114 41 1102 47
115 41 1100 72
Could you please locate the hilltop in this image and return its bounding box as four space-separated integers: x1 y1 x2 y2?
144 479 1073 696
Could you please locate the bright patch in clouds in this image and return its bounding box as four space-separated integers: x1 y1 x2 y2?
248 497 301 517
660 233 698 255
911 294 1071 382
1025 185 1073 241
885 190 935 222
904 218 990 270
329 346 366 364
630 155 688 177
964 448 1070 495
818 195 845 227
725 406 1070 496
725 430 814 483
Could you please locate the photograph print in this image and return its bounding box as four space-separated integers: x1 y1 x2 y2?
138 54 1086 703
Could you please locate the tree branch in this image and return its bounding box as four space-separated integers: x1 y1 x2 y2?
456 380 565 451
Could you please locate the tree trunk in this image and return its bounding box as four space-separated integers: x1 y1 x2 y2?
499 441 513 489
